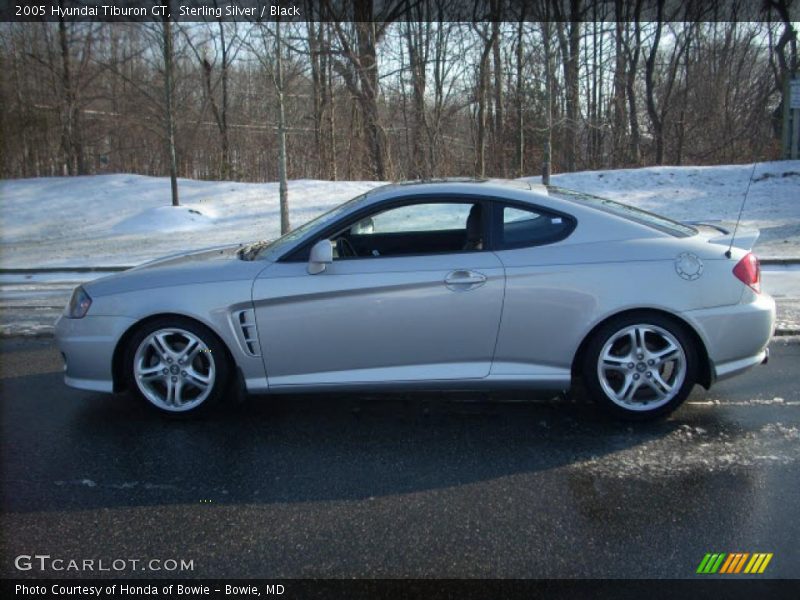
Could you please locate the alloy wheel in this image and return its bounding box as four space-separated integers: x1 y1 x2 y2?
596 324 687 411
132 328 216 412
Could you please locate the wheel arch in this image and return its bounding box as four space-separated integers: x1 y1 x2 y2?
111 312 236 393
570 308 713 390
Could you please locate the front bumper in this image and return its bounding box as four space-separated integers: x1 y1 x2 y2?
55 314 136 393
683 292 776 384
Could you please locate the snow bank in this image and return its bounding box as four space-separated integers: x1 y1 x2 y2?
113 205 215 234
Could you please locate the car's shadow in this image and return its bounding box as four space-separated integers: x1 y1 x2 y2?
1 372 721 513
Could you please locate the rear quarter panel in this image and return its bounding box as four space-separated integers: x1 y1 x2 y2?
491 224 745 375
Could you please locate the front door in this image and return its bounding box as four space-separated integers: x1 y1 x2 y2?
252 200 505 388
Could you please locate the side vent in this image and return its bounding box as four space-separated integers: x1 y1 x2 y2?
233 309 261 357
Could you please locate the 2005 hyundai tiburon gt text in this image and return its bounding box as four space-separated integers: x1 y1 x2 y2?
56 180 774 420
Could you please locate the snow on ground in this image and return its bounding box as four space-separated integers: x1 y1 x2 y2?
1 175 379 269
112 204 216 234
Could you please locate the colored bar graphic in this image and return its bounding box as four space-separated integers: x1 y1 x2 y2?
719 554 736 573
720 553 738 574
744 554 760 574
758 553 773 573
696 554 713 574
721 553 736 573
711 554 726 573
734 553 749 573
698 552 773 575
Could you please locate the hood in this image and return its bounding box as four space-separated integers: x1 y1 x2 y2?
128 243 244 271
84 243 266 297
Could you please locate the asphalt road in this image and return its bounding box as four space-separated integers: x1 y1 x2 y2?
1 337 799 579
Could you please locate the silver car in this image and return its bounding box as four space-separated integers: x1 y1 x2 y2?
55 180 775 420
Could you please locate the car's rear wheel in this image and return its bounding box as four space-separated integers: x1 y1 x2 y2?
125 318 230 415
582 313 698 420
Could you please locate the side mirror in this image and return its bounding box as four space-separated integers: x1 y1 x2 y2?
308 239 333 274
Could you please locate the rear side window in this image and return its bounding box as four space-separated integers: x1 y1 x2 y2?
496 204 575 249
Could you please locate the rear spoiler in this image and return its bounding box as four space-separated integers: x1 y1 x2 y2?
684 220 760 252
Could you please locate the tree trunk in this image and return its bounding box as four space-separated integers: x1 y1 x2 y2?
475 34 493 178
405 18 428 179
58 9 85 175
542 20 553 184
219 21 230 179
644 3 665 165
326 24 337 181
555 0 583 172
515 15 525 177
625 19 642 164
275 20 291 234
492 17 504 176
306 16 324 178
162 15 179 206
612 4 628 165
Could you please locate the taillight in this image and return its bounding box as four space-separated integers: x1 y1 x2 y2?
733 252 760 293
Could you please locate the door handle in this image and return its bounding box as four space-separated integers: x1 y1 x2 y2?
445 270 487 289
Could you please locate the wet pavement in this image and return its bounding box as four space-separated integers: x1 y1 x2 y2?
1 337 798 579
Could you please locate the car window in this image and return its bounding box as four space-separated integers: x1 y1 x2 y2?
255 192 372 261
332 201 482 259
547 186 696 238
366 203 472 233
499 204 574 248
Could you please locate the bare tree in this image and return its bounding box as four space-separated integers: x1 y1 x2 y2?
765 0 798 138
644 2 697 165
515 10 526 177
1 16 793 182
620 2 644 164
323 0 405 180
491 10 504 176
553 0 583 172
472 20 496 178
403 2 438 179
182 17 244 180
161 10 179 206
275 20 290 234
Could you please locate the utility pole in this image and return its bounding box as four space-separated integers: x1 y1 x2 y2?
783 73 800 159
275 20 290 234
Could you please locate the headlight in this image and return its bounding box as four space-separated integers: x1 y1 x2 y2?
65 286 92 319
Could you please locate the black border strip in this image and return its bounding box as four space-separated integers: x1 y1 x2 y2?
3 578 800 600
2 0 794 23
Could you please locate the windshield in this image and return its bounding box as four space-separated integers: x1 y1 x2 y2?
548 186 697 238
253 192 372 260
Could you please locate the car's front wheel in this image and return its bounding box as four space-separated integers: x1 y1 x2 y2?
125 317 230 415
582 313 698 420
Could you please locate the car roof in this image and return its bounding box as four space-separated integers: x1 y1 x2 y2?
351 179 673 241
362 178 550 204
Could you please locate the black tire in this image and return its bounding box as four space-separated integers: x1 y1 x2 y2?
124 316 231 416
581 312 699 421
